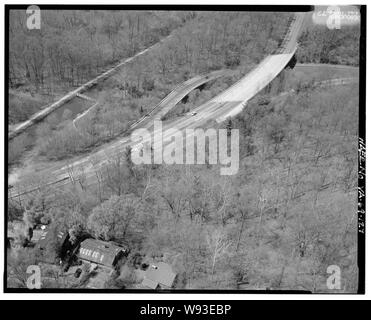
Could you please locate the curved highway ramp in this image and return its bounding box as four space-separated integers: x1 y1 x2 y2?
10 13 311 200
209 13 306 122
8 69 229 198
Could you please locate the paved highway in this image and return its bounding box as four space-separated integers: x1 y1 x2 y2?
8 33 175 141
10 12 356 201
73 69 229 134
8 69 230 197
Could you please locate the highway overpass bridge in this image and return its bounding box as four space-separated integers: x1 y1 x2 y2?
10 12 357 202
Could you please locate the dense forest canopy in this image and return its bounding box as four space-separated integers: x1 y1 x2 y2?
9 10 191 89
8 10 360 291
8 83 359 291
9 10 292 164
9 10 292 91
297 25 360 66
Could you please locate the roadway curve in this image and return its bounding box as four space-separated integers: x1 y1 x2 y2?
9 73 358 199
12 12 351 200
8 69 230 196
73 70 229 131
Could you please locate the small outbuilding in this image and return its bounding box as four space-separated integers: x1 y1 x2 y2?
141 262 177 289
77 239 128 269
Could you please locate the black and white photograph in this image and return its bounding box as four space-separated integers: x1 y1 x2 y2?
3 2 366 297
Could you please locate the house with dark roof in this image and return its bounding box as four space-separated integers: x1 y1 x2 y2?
77 239 129 269
141 262 177 289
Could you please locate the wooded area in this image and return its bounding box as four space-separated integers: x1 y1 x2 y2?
8 81 358 291
9 11 291 164
297 25 360 66
9 10 192 90
7 10 359 292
